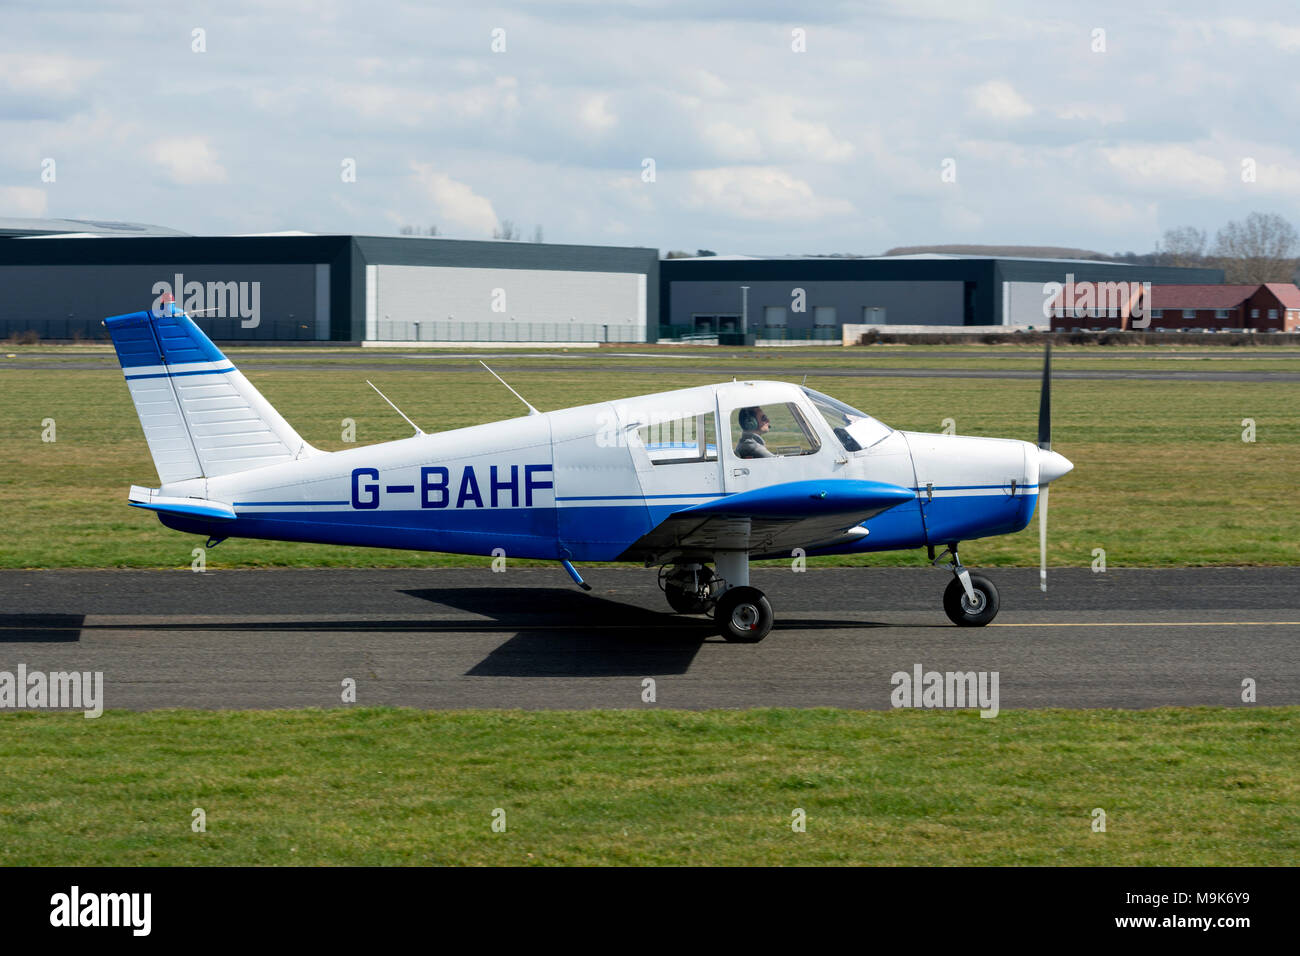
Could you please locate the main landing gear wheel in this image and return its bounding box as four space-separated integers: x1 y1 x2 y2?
943 574 1000 627
662 566 715 615
714 586 773 643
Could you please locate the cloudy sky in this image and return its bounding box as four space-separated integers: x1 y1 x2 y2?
2 0 1299 255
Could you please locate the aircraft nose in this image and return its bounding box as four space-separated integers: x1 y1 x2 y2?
1038 448 1074 485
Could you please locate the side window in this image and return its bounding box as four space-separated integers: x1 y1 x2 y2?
638 412 717 465
730 402 821 459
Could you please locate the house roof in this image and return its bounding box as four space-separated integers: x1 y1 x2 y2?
1262 283 1300 309
1149 284 1256 309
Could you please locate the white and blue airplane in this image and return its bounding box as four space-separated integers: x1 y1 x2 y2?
104 303 1073 641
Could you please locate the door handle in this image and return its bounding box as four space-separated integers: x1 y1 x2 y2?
732 467 750 477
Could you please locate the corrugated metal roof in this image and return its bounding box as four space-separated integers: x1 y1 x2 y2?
0 217 189 238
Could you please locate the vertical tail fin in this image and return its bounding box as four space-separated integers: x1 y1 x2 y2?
104 304 320 484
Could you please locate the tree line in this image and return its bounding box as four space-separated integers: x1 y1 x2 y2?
398 221 545 243
1117 212 1298 285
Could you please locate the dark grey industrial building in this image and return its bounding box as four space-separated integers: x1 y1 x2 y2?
0 223 657 343
0 220 1222 343
659 255 1224 338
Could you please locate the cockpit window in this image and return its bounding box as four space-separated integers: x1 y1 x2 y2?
638 412 718 465
802 387 893 450
730 402 820 459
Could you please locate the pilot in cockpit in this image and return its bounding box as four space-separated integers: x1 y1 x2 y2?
735 406 775 459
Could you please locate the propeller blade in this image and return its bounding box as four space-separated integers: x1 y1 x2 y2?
1037 342 1052 450
1039 485 1049 592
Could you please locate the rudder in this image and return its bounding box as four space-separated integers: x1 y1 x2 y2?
104 304 319 484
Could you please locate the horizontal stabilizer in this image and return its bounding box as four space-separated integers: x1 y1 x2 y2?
128 485 236 521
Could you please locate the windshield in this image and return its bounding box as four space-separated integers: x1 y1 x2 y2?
802 387 893 451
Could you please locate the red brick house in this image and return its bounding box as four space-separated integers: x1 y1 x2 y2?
1049 282 1300 331
1242 283 1300 331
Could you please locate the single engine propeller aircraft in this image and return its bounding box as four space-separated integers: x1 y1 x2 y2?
104 303 1073 642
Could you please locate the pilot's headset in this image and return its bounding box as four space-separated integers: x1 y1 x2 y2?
739 407 760 432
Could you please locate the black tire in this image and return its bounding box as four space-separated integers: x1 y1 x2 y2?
943 574 1000 626
715 586 774 642
664 566 713 615
666 585 706 614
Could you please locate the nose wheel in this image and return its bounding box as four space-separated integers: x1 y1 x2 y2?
934 544 1000 626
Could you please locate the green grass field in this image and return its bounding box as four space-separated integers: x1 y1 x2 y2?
1 707 1295 866
2 345 1296 868
1 345 1297 568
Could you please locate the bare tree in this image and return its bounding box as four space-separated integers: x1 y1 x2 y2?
532 225 544 243
493 219 519 241
1155 226 1207 268
1212 212 1299 283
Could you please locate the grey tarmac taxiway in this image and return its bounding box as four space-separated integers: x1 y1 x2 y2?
1 567 1296 711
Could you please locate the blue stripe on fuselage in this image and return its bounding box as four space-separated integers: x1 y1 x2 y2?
153 491 1036 562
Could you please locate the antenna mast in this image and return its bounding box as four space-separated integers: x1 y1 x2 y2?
366 380 425 435
480 362 539 416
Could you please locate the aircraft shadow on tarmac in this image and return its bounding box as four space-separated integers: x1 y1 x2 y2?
401 586 891 677
404 586 708 676
0 614 84 642
0 594 891 681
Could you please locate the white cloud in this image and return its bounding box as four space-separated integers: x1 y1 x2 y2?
148 136 228 185
1099 144 1226 189
1217 18 1300 52
578 93 616 133
686 166 853 222
955 139 1033 168
0 54 99 97
408 163 499 237
699 120 763 161
1243 158 1300 196
969 80 1033 120
0 186 48 217
1062 195 1157 228
606 175 655 213
682 68 729 99
333 77 519 128
10 2 1300 253
757 98 855 163
1053 102 1126 124
693 97 853 164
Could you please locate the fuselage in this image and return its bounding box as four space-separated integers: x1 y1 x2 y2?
154 380 1050 563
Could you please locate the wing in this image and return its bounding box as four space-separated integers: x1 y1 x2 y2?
618 479 915 561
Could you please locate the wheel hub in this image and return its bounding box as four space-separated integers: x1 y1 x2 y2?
730 603 760 631
961 590 986 613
